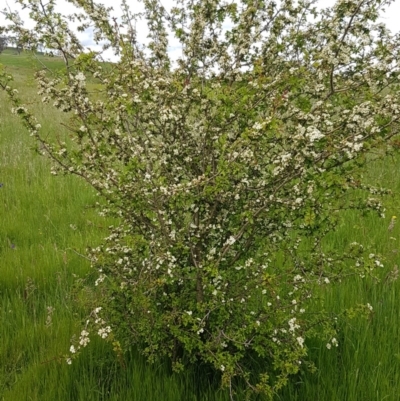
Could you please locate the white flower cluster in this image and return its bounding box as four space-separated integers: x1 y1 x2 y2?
98 326 112 339
79 330 90 347
326 337 338 350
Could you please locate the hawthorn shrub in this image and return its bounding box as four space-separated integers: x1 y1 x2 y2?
1 0 400 399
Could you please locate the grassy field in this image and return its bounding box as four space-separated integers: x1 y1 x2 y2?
1 49 400 401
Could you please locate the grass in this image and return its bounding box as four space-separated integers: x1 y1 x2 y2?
1 50 400 401
0 48 65 71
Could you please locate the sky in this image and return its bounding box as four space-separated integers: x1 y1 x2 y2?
1 0 399 61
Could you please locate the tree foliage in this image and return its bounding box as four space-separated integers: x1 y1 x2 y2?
1 0 400 399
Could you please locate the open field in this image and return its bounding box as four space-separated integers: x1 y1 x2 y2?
1 50 400 400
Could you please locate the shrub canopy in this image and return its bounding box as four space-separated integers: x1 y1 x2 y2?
1 0 400 399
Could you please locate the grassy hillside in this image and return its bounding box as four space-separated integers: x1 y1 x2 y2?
0 48 65 71
1 50 400 401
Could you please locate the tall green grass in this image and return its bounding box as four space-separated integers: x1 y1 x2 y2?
1 51 400 400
